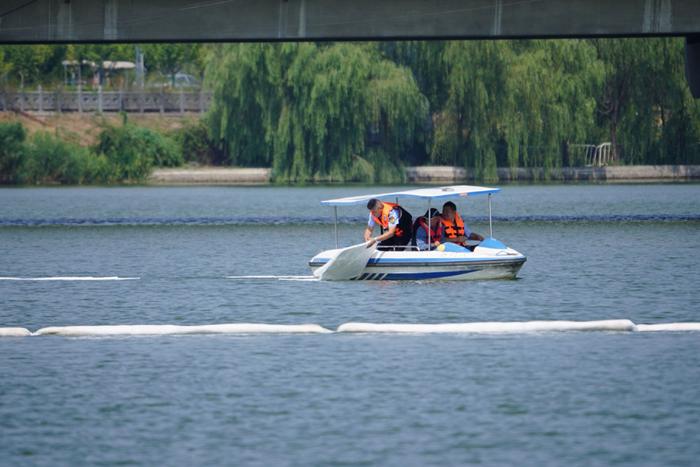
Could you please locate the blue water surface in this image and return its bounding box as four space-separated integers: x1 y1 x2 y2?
1 184 699 466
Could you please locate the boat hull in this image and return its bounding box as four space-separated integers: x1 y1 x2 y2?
309 245 526 281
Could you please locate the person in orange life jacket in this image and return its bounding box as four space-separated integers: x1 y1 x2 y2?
440 201 484 246
412 208 443 251
364 198 413 248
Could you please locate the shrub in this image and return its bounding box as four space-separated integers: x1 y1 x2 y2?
0 122 27 183
95 122 183 182
175 120 219 165
23 131 103 184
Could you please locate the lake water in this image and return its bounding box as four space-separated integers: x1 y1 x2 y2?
1 184 699 466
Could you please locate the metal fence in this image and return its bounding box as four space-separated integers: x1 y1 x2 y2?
0 87 212 114
568 142 613 167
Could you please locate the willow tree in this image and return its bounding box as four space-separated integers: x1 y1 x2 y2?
504 40 603 170
653 39 700 165
366 59 430 168
433 41 512 180
434 40 602 179
379 41 448 112
272 43 373 181
206 43 282 167
596 38 700 165
207 43 428 182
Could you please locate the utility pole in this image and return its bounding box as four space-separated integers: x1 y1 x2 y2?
135 46 145 89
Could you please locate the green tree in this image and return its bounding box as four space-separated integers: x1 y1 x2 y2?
435 41 510 180
596 38 700 165
506 40 603 170
2 45 58 87
207 43 428 182
143 44 201 86
95 120 182 182
0 122 26 183
206 43 282 167
434 40 603 179
379 41 448 111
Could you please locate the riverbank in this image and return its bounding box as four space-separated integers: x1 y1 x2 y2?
3 111 698 185
149 165 700 185
149 167 271 185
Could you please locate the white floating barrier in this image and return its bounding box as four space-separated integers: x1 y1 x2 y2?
7 321 700 338
0 327 32 337
635 323 700 332
34 323 332 337
226 275 318 281
337 320 636 334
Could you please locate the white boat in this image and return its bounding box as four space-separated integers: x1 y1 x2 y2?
309 185 527 281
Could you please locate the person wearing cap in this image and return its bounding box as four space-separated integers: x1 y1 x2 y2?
364 198 413 248
441 201 484 247
412 208 443 251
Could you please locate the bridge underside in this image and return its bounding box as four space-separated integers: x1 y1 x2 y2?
0 0 699 96
1 0 699 43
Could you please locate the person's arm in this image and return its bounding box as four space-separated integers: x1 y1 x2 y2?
364 226 374 242
463 223 483 242
364 213 376 243
443 235 467 244
367 225 396 246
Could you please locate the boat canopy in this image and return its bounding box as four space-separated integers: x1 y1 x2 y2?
320 185 500 206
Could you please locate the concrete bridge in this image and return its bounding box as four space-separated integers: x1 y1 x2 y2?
1 0 699 95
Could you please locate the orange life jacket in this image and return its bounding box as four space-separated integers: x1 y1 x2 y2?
371 202 407 238
441 212 465 239
414 217 443 245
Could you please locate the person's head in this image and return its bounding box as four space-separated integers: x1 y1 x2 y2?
367 198 384 216
442 201 457 221
423 208 441 226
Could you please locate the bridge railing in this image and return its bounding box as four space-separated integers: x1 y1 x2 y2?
0 87 212 114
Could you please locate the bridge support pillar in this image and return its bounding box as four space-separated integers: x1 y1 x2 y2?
686 36 700 98
104 0 118 40
55 0 74 41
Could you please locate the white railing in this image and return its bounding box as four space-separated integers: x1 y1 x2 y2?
569 142 613 167
0 86 212 114
589 142 612 166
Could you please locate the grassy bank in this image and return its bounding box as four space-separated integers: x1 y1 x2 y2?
0 112 196 146
0 113 215 184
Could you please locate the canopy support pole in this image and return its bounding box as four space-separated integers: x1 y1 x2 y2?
334 206 339 248
427 198 432 247
488 194 493 238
